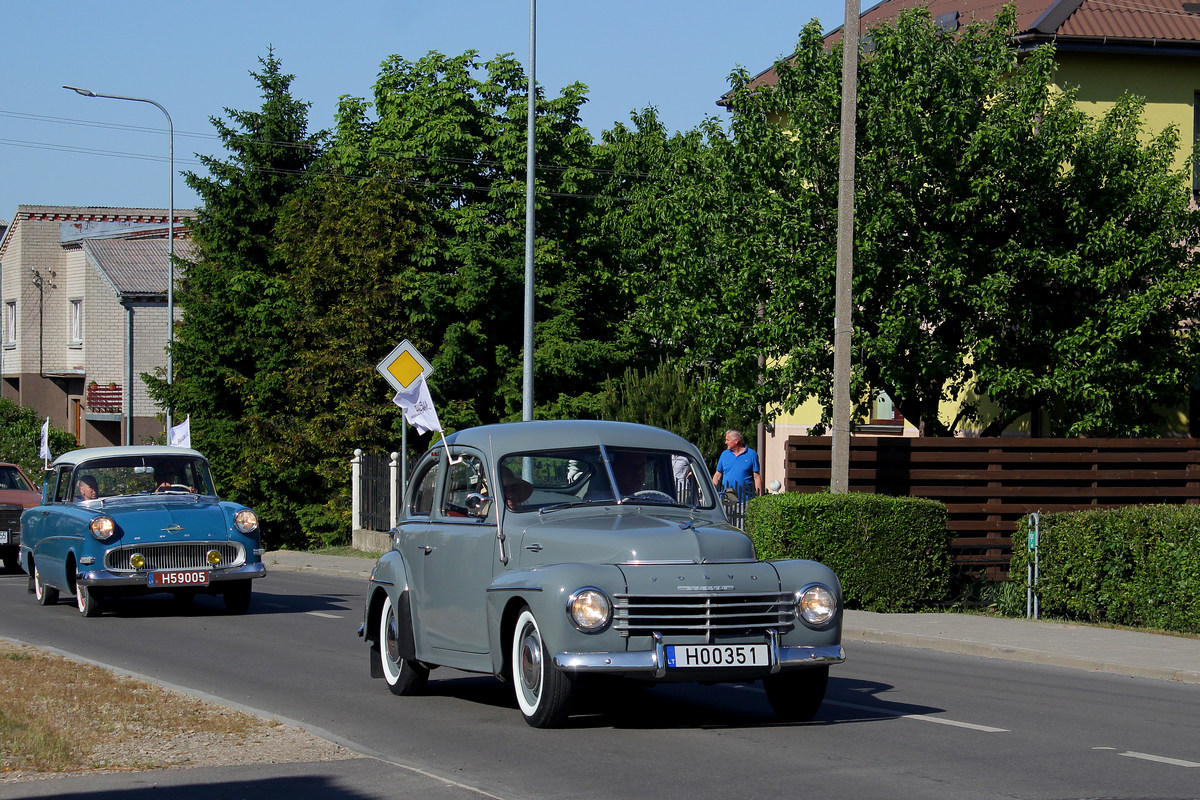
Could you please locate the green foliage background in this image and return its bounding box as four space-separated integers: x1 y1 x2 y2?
1010 507 1200 632
0 399 76 483
745 492 953 611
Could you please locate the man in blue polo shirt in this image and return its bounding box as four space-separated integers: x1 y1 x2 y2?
711 429 761 500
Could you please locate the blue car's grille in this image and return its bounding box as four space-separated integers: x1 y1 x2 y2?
612 592 795 637
103 543 244 572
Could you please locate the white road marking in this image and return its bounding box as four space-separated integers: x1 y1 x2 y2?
307 611 343 619
823 699 1009 732
1094 748 1200 768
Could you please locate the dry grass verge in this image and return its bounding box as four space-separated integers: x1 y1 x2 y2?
0 641 357 781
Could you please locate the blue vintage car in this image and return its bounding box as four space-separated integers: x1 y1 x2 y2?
360 420 844 727
19 446 265 616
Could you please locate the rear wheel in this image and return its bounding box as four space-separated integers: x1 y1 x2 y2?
222 580 252 614
763 666 829 722
33 564 59 606
378 594 428 695
511 606 573 728
76 582 103 617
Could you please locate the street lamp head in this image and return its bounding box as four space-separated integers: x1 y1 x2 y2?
63 85 97 97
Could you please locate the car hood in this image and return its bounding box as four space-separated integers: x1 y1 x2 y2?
0 489 41 508
97 497 238 543
513 507 755 566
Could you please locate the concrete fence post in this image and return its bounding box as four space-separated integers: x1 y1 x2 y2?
389 451 401 530
351 448 363 534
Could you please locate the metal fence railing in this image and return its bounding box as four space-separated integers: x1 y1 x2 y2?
358 451 391 532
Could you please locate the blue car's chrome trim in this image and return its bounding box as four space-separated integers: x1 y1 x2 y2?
77 562 265 587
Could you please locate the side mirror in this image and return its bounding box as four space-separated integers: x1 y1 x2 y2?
722 488 739 506
465 493 493 518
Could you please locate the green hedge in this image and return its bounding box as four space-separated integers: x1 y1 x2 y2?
744 492 953 611
1010 506 1200 633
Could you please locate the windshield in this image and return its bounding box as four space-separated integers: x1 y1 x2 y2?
0 465 33 492
69 456 216 502
496 445 713 513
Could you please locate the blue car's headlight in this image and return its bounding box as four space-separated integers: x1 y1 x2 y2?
89 516 117 542
234 510 259 534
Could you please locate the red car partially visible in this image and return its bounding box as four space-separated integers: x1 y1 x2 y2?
1 463 41 572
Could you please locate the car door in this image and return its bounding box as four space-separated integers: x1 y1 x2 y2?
417 450 497 654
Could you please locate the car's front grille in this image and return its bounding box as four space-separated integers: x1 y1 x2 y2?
103 543 244 572
612 592 795 638
0 507 20 530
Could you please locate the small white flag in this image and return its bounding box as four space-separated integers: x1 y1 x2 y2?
392 374 442 435
39 417 51 463
168 415 192 448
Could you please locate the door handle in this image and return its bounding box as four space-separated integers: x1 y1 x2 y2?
418 545 434 554
524 543 543 552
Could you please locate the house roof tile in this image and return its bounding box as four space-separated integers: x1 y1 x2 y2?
80 238 193 298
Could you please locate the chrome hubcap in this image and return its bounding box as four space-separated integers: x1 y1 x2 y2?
520 629 542 697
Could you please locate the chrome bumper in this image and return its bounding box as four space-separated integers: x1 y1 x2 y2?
554 629 845 679
77 562 266 587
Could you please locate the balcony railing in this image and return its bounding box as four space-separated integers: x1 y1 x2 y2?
86 384 123 413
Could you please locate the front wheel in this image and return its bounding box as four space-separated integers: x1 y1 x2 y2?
763 666 829 722
511 606 573 728
33 564 59 606
76 582 103 617
378 594 428 695
222 580 252 614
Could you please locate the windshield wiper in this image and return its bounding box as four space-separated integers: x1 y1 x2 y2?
538 498 616 514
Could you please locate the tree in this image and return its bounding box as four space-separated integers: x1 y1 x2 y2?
333 51 657 426
147 50 322 544
0 399 75 480
627 8 1200 436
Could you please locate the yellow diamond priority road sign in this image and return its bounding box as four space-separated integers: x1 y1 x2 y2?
376 340 434 394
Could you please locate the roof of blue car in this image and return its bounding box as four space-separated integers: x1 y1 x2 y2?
50 445 204 466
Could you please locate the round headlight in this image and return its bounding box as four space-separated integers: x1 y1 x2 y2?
129 553 146 569
89 516 117 541
234 509 259 534
207 549 223 566
567 588 612 632
797 584 838 627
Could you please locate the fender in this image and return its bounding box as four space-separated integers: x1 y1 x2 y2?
769 559 844 647
484 563 627 677
362 549 414 644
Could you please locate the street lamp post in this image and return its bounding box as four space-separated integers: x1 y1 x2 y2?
63 85 175 437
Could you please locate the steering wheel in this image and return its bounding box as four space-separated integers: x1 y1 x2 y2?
156 483 192 493
628 490 675 503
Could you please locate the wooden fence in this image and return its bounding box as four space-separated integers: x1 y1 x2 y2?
783 436 1200 579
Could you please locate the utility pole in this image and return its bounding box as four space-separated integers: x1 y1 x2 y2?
831 0 860 494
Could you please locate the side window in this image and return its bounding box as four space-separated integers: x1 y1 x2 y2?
410 461 440 517
53 467 72 503
441 455 485 517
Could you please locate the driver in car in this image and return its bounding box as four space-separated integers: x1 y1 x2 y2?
154 464 194 493
610 451 647 497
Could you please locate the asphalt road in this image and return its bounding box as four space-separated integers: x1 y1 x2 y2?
2 569 1198 800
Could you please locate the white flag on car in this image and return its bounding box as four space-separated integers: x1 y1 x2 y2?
168 415 192 448
392 374 442 435
39 417 51 464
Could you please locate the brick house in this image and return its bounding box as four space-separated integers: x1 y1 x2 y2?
0 206 195 447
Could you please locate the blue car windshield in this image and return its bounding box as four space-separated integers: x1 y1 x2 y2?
69 456 216 502
496 446 713 512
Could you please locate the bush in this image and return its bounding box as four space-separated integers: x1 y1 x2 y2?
0 399 77 482
1010 506 1200 633
745 492 953 611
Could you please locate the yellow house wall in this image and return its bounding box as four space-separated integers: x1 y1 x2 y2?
1053 52 1200 174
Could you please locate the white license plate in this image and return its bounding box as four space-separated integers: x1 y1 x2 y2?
665 644 769 669
147 570 210 588
0 530 8 544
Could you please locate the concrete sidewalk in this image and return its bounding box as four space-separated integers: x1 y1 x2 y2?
265 549 1200 685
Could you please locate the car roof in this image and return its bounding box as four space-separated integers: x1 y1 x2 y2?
50 445 205 468
442 420 699 454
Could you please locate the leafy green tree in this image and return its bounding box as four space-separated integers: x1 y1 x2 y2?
627 8 1200 436
334 51 656 426
270 161 428 544
0 399 76 482
598 361 755 467
147 50 322 544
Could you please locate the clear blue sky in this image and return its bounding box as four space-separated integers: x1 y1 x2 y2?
1 1 865 222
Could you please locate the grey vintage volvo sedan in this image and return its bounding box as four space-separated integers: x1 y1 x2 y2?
360 420 844 727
